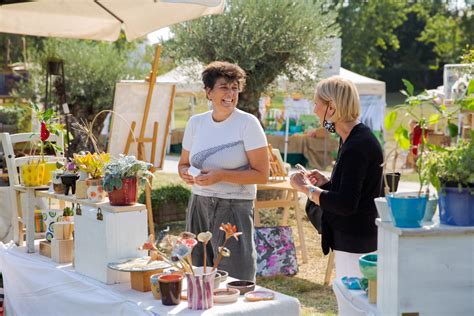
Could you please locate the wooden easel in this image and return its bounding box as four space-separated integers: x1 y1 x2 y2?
122 45 176 235
267 144 286 181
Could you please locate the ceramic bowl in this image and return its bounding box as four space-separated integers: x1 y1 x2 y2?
213 270 229 289
374 197 391 222
213 288 240 303
226 280 255 295
359 254 377 281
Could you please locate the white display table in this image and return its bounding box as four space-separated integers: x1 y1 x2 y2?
0 241 301 316
36 190 148 284
376 219 474 316
332 279 377 316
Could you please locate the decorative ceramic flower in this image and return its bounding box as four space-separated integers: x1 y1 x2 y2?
220 223 242 241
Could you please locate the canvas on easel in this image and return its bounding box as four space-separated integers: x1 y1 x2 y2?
107 81 175 170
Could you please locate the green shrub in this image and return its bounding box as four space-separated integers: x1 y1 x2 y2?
138 184 191 224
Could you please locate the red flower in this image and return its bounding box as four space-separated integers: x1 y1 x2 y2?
40 122 50 142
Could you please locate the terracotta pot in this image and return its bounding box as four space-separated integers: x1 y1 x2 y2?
86 178 106 202
108 177 138 206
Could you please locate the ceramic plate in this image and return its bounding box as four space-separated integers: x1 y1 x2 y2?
214 288 240 304
244 290 275 302
107 257 170 272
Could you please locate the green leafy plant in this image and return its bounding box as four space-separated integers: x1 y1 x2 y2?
139 185 191 223
422 139 474 192
73 152 110 179
102 155 153 192
63 206 74 217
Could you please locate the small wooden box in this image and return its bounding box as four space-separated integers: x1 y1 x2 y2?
53 222 74 240
39 240 51 258
130 269 164 292
51 238 74 264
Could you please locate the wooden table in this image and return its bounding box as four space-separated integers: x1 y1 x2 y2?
255 179 308 263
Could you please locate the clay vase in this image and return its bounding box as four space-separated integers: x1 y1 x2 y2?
185 267 216 310
52 170 65 194
108 177 138 206
86 178 106 202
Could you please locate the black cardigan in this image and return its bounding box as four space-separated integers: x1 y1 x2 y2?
319 123 383 255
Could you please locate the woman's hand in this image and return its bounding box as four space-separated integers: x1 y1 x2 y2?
195 169 223 186
307 169 330 187
178 166 195 185
290 172 311 193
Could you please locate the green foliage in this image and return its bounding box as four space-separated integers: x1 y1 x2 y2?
167 0 339 117
102 155 154 192
337 0 407 77
13 37 148 152
422 141 474 191
138 184 191 223
139 184 191 211
0 105 22 125
63 206 74 217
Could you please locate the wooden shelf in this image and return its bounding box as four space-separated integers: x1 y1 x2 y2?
36 190 146 213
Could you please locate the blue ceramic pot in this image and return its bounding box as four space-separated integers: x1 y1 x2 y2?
439 186 474 226
387 193 427 228
359 254 377 281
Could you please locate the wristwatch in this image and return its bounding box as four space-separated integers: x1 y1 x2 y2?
307 186 317 201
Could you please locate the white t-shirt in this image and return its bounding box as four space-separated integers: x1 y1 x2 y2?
182 109 267 200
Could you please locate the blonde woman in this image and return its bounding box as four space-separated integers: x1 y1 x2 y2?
290 76 383 281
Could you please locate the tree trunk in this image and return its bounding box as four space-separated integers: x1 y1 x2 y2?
238 89 262 121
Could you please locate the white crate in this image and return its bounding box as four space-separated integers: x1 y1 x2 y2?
74 204 148 284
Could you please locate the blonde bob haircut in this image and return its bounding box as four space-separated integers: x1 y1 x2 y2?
315 76 360 122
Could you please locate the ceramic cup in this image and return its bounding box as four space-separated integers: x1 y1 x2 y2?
158 274 183 306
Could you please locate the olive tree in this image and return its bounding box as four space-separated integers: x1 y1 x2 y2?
167 0 339 118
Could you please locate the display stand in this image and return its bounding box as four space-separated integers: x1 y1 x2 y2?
37 190 148 284
376 219 474 315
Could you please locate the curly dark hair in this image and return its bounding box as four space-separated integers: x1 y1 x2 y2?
201 61 246 92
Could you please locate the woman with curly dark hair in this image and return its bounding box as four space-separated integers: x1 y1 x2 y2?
178 61 269 281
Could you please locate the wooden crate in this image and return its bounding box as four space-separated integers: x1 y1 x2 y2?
130 269 164 292
39 240 51 258
51 238 74 264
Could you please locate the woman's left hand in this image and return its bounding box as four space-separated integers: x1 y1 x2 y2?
195 169 223 186
290 172 311 193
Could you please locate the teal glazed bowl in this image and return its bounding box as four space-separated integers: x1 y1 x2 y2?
359 254 377 281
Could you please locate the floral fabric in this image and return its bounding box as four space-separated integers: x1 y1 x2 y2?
254 226 298 277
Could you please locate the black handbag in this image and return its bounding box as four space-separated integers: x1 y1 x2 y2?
305 199 323 234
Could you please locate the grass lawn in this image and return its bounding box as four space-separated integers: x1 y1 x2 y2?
151 171 338 315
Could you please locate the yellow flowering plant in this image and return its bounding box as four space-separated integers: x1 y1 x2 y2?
73 152 110 179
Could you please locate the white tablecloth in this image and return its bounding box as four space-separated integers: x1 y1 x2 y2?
0 241 300 316
332 279 378 316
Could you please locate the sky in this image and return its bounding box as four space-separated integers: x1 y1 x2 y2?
147 27 172 44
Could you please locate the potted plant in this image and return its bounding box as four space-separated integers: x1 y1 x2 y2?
21 103 64 187
421 73 474 226
73 151 110 201
102 155 153 206
62 206 74 222
383 80 450 227
60 161 79 196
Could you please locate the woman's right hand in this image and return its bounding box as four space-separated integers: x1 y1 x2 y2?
179 166 195 185
307 169 330 187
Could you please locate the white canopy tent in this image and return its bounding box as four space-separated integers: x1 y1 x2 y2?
339 67 386 133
